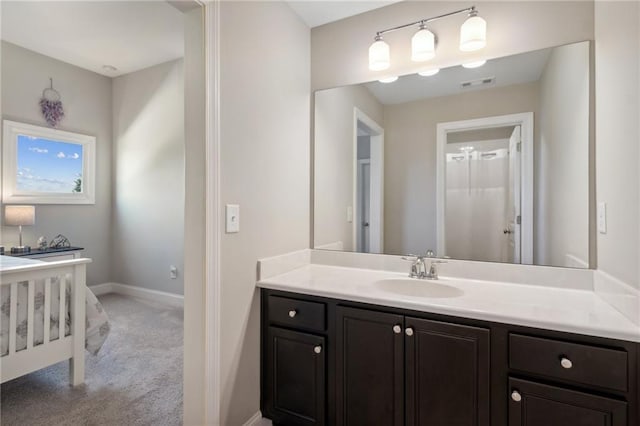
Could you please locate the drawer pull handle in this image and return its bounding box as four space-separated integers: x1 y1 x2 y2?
393 325 402 334
288 310 297 318
405 327 414 337
511 390 522 402
560 357 573 369
314 345 322 354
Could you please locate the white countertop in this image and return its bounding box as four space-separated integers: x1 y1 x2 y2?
258 264 640 343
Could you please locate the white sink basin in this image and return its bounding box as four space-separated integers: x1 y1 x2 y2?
375 278 464 298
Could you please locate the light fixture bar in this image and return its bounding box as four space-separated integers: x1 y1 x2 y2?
374 6 476 37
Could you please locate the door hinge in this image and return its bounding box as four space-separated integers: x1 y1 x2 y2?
516 142 521 152
517 215 521 225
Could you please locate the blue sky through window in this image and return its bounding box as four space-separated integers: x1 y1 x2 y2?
16 134 83 193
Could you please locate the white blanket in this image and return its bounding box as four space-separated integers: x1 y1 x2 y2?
0 255 110 356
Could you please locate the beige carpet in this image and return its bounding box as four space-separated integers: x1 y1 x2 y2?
1 293 183 426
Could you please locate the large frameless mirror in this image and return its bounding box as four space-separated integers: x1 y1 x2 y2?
313 41 592 269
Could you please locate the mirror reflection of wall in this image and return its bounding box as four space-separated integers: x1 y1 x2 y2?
314 40 591 269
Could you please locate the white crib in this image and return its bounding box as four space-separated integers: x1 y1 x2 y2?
0 258 90 386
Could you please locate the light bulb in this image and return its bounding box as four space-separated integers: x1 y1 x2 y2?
460 13 487 52
411 26 435 62
369 35 390 71
418 68 440 77
379 76 398 83
462 60 486 69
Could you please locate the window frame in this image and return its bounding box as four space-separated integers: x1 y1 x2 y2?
2 120 96 205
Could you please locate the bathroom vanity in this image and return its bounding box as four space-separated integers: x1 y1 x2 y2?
258 257 639 426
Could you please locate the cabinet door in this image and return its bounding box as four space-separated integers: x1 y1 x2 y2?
508 378 627 426
265 327 325 426
405 317 490 426
336 306 404 426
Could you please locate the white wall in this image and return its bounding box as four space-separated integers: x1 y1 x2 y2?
111 59 185 295
0 41 112 285
383 82 539 255
595 1 640 289
311 1 594 90
314 85 383 250
219 2 310 424
536 42 590 268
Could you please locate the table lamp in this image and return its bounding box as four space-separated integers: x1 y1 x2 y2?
5 205 35 253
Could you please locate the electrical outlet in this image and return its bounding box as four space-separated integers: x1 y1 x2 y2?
170 265 178 279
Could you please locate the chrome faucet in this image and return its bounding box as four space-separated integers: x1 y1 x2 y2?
402 254 427 278
403 250 447 280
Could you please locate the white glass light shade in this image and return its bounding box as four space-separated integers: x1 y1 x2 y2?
4 205 35 226
379 76 398 83
418 68 440 77
369 38 390 71
462 60 486 69
460 15 487 51
411 28 435 62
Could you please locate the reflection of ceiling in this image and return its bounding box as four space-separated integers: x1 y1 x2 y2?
1 1 184 77
287 1 403 28
365 48 552 105
446 139 510 154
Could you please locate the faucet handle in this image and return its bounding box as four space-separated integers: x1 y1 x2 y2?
401 254 418 261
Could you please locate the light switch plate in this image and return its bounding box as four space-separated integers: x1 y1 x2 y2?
226 204 240 233
597 202 607 234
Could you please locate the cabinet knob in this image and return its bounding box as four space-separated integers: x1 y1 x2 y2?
288 310 297 318
560 357 573 369
314 345 322 354
405 327 414 337
511 390 522 402
393 325 402 334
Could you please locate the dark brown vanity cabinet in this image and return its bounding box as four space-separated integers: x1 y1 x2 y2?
334 307 490 426
261 289 639 426
508 378 627 426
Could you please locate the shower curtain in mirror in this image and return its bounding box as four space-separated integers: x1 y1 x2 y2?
445 149 509 262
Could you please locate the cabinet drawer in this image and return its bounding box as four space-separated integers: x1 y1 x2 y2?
509 334 628 392
267 295 326 332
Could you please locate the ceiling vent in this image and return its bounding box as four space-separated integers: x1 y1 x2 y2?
460 76 495 89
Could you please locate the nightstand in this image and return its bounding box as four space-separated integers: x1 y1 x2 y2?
5 247 84 262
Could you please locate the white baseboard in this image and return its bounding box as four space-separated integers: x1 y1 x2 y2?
243 411 270 426
89 282 184 308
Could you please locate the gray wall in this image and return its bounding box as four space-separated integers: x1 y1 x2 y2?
536 42 590 268
595 1 640 289
1 41 112 285
219 1 310 424
314 85 383 251
111 59 185 295
383 82 539 256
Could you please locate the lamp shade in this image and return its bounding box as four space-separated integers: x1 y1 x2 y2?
460 15 487 51
411 27 436 62
4 205 35 226
369 37 390 71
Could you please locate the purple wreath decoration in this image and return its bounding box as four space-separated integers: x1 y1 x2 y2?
40 78 65 127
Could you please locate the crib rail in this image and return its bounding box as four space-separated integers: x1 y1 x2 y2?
0 258 90 385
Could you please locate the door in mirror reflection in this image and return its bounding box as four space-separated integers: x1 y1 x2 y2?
443 125 523 263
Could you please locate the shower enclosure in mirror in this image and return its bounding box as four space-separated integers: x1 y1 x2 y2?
313 41 592 269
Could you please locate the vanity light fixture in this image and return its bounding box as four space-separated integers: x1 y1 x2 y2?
462 60 487 68
379 76 399 83
460 9 487 51
418 68 440 77
368 5 486 71
411 24 436 62
369 35 391 71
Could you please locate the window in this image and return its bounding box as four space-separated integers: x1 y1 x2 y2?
2 120 96 204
